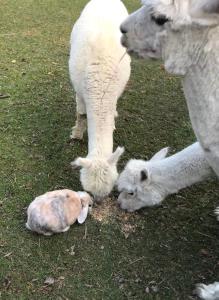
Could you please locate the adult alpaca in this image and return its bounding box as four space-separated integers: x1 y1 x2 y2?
69 0 131 200
120 0 219 298
120 0 219 177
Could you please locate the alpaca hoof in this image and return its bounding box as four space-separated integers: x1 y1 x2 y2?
70 161 81 170
70 130 83 140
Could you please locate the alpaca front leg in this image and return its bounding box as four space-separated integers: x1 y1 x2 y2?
70 113 87 140
194 210 219 299
70 95 87 140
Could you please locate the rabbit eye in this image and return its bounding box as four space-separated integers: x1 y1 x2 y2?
128 192 134 196
151 14 169 26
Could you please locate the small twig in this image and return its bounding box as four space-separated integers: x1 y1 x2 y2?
196 231 215 239
83 225 87 239
111 257 145 279
3 252 13 258
0 33 16 36
128 256 144 266
0 94 10 99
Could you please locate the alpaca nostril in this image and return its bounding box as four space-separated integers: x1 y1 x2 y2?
120 25 127 34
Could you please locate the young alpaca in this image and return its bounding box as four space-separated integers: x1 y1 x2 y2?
117 142 213 212
69 0 130 200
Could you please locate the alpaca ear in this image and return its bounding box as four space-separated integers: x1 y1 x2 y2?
77 204 89 224
154 0 219 27
192 0 219 14
71 157 92 169
190 0 219 26
150 147 169 161
140 169 149 182
108 147 124 165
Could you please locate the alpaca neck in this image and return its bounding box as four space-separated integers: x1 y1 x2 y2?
87 111 114 158
181 26 219 176
163 25 219 176
149 143 212 196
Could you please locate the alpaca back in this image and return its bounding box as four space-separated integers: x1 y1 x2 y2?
72 0 129 39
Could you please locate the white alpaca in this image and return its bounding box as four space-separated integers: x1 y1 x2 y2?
117 142 213 212
69 0 131 200
120 0 219 178
120 1 219 297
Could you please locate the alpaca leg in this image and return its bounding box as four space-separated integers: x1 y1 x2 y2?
70 113 87 140
70 94 87 140
194 211 219 300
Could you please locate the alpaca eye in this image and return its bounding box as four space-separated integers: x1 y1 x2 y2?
128 192 134 196
151 14 169 26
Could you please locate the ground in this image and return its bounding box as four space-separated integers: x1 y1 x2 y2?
0 0 219 299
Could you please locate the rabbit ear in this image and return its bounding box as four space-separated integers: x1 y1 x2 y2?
77 204 89 224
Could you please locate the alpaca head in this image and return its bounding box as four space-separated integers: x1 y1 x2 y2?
71 147 124 201
120 0 219 74
117 147 169 212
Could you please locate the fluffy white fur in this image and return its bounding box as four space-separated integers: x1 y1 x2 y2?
195 282 219 300
117 142 212 212
120 0 219 177
120 1 219 296
69 0 131 199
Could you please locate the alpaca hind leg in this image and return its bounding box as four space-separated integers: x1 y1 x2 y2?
195 211 219 299
70 94 87 140
195 282 219 300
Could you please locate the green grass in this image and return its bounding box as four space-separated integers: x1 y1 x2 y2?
0 1 219 299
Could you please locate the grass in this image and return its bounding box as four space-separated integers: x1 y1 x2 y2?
0 0 219 299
